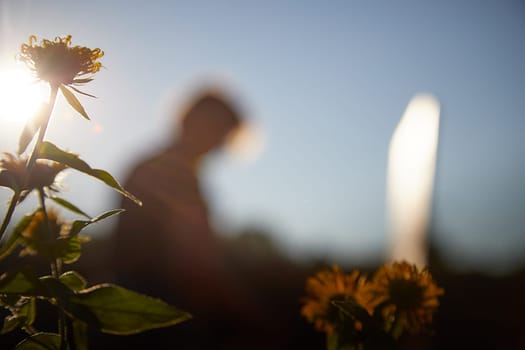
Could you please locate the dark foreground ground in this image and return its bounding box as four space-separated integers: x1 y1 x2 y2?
1 234 524 349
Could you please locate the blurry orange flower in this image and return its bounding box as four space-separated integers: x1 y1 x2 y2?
21 208 63 244
19 207 77 260
19 35 103 87
301 265 368 334
365 261 444 333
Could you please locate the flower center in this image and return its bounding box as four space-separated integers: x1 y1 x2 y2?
388 279 424 310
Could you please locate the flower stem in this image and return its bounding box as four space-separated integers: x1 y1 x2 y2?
0 192 20 240
0 84 58 242
390 312 405 340
31 86 68 350
37 190 59 275
22 325 37 335
25 84 59 174
37 188 68 349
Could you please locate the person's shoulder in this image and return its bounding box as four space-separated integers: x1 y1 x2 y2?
122 153 163 186
127 150 170 174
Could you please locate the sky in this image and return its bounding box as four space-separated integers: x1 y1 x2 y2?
0 0 524 274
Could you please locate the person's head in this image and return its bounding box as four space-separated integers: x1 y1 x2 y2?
175 91 243 157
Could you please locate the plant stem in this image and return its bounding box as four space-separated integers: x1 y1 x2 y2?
0 84 59 241
30 85 68 350
37 188 67 349
37 189 59 275
25 84 59 174
390 312 405 340
0 192 19 240
22 325 37 335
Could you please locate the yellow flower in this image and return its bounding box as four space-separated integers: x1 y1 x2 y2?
22 208 63 243
19 208 75 259
301 265 367 334
0 153 66 195
19 35 103 87
365 261 444 333
19 207 89 263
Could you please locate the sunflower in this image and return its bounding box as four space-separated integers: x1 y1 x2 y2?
0 153 66 196
365 261 444 334
19 35 103 88
301 265 368 334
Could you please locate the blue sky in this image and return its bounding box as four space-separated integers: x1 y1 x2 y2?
0 0 524 274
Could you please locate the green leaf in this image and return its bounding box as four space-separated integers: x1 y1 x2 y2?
38 141 142 205
15 332 61 350
72 320 88 350
72 78 94 85
0 211 35 260
0 294 20 307
49 197 91 219
38 277 100 328
38 277 73 301
69 86 96 98
68 284 191 335
55 235 89 264
68 209 124 237
20 233 88 264
2 298 37 334
331 300 399 349
59 271 87 292
19 297 36 326
0 268 44 296
332 299 371 322
326 332 339 350
59 84 90 120
18 103 49 155
2 315 23 334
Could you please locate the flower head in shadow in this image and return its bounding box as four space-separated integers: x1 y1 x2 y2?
19 207 82 260
21 208 63 245
364 261 444 333
301 265 368 334
0 153 66 198
19 35 103 87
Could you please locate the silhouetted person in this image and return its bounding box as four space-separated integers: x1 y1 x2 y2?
109 90 324 350
112 90 258 348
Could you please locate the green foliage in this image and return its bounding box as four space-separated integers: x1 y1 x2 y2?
0 209 120 265
67 209 124 237
0 268 191 338
59 272 87 292
72 321 88 350
15 333 61 350
59 85 90 120
1 298 36 334
0 35 189 349
38 141 142 205
0 212 35 260
0 268 44 297
18 103 49 155
331 300 399 350
67 284 191 335
48 197 91 219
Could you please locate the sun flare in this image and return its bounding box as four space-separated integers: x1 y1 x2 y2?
0 68 49 125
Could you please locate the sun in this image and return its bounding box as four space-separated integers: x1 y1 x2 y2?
0 67 49 125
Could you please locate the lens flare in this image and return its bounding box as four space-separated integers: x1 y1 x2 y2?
0 68 49 125
387 94 440 267
225 121 265 164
